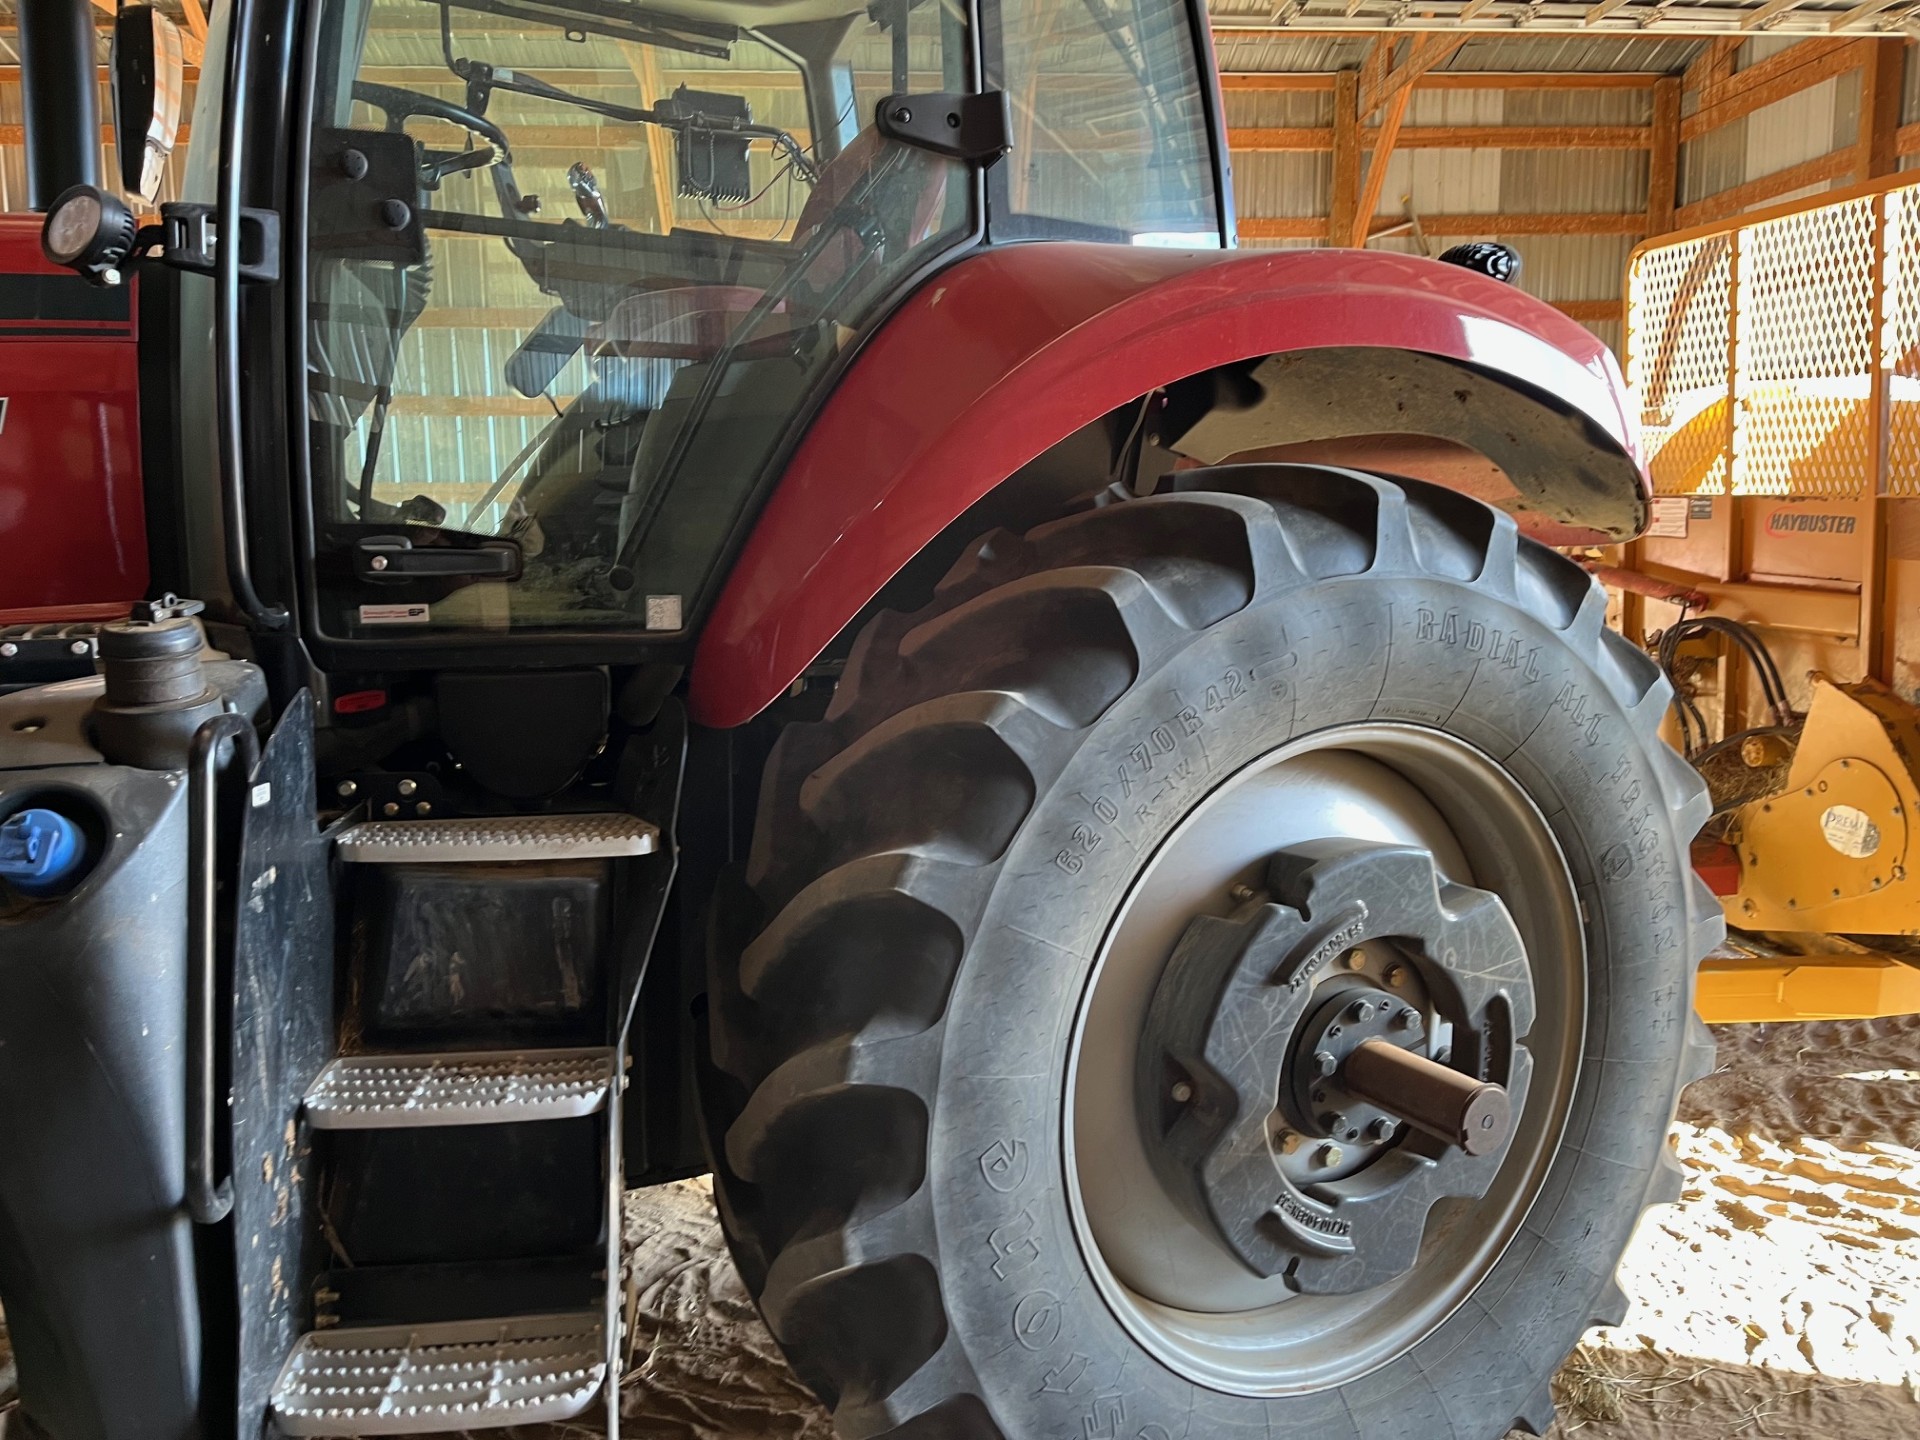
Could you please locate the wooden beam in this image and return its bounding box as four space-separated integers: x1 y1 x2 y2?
0 66 201 83
1351 81 1414 246
1231 127 1333 151
0 123 191 146
1358 35 1393 119
1415 70 1663 89
1222 71 1665 93
1241 217 1332 240
1243 212 1646 241
1683 37 1741 103
1407 211 1645 235
179 0 208 42
1552 299 1624 321
618 43 680 236
1855 36 1904 181
1361 33 1469 120
1674 146 1854 226
1647 74 1680 236
1219 72 1338 90
1231 123 1651 151
1680 39 1866 141
1329 70 1360 247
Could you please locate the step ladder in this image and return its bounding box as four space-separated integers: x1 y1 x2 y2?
272 1313 606 1436
268 814 650 1435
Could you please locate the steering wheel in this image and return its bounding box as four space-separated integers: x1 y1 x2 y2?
349 81 527 217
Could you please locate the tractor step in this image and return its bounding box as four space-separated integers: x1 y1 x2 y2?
268 1311 606 1435
303 1048 618 1130
335 812 658 864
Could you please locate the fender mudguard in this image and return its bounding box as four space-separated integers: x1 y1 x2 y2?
689 242 1646 728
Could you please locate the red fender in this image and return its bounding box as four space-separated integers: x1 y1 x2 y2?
688 242 1644 728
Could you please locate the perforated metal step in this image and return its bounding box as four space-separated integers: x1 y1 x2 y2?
335 812 658 864
303 1048 618 1130
269 1312 606 1435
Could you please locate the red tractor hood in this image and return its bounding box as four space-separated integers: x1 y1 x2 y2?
690 242 1645 728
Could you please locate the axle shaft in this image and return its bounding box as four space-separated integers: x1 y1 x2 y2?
1340 1039 1511 1156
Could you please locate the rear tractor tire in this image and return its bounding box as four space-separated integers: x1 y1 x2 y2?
701 467 1721 1440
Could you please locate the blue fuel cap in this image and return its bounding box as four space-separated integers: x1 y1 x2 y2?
0 808 87 897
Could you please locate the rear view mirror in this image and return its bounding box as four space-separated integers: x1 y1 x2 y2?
110 4 185 202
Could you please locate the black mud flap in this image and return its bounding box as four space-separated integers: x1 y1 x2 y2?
229 697 337 1438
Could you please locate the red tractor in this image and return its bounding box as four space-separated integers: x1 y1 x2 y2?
0 0 1716 1437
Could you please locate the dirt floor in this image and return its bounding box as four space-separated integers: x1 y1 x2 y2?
2 1018 1917 1439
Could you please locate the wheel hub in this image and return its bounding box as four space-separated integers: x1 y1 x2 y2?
1139 837 1536 1296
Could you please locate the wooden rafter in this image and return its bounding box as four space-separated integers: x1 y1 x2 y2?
1350 81 1414 246
1244 212 1645 241
1232 123 1653 150
1674 146 1855 227
1681 36 1740 100
1357 35 1393 117
1646 75 1680 236
1328 69 1360 246
1360 33 1468 119
1856 36 1903 180
617 43 681 236
1220 69 1667 91
1680 39 1866 142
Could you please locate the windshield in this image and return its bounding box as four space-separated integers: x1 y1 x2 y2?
306 0 974 637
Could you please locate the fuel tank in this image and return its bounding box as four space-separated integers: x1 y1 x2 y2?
0 606 264 1440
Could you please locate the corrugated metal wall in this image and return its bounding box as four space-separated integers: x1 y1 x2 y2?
0 4 1907 368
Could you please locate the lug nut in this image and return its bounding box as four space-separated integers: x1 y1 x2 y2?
1312 1049 1339 1078
1318 1110 1349 1136
397 778 418 796
1343 949 1366 971
1394 1006 1419 1031
415 802 432 816
336 780 358 799
1368 1116 1398 1142
0 643 16 658
382 801 400 817
1385 964 1408 989
1277 1130 1302 1155
1170 1080 1195 1104
1315 1143 1344 1169
1349 998 1377 1023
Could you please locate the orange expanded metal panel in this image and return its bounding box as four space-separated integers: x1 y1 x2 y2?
1625 176 1920 503
1737 196 1877 498
1625 234 1732 496
1885 187 1920 497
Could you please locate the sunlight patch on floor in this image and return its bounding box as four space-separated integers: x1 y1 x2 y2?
1586 1121 1920 1390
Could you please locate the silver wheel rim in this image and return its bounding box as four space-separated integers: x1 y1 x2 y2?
1062 723 1585 1396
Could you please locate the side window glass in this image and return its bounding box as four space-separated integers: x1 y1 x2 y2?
989 0 1220 244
